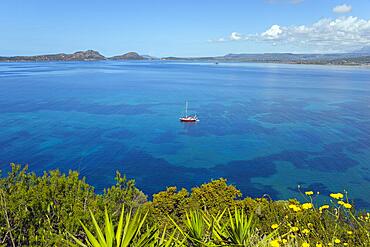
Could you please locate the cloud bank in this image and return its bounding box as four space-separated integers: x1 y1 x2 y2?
212 16 370 52
230 32 242 41
333 4 352 14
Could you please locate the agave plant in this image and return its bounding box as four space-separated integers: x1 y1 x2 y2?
224 208 255 245
169 210 215 246
69 206 158 247
221 208 277 246
170 208 277 247
202 209 227 244
148 226 179 247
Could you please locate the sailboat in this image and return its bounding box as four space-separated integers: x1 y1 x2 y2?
179 101 199 122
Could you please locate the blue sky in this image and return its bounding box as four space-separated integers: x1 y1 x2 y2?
0 0 369 56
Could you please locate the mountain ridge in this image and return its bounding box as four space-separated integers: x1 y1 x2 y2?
353 46 370 54
109 52 146 60
1 50 369 65
161 52 370 65
0 50 149 62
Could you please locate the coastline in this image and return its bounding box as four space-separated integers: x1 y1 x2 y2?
0 49 369 67
161 59 370 68
1 58 368 69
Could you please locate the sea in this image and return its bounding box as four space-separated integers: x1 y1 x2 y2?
0 61 369 208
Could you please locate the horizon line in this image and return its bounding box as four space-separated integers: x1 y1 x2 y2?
1 49 368 58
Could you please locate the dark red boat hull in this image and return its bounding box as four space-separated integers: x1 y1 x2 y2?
180 119 197 122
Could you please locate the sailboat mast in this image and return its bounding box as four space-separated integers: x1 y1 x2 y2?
185 101 188 117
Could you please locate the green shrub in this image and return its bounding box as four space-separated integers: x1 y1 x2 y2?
0 164 369 246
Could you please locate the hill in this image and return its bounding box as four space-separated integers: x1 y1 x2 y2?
109 52 146 60
0 50 105 62
0 50 369 65
353 46 370 54
0 50 150 62
162 53 370 65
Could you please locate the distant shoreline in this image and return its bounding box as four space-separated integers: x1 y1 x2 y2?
0 49 369 67
1 59 369 69
161 59 370 68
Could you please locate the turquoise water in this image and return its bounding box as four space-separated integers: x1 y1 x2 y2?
0 61 369 207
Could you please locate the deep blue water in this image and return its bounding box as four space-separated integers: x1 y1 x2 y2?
0 61 369 208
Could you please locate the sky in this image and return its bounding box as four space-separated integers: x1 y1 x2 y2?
0 0 369 57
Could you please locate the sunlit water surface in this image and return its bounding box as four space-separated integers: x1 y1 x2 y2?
0 61 369 208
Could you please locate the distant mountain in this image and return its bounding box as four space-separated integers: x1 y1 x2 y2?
109 52 146 60
329 56 370 65
162 52 370 65
0 50 369 65
0 50 150 62
69 50 105 60
0 50 105 62
164 53 359 61
353 46 370 54
142 55 159 60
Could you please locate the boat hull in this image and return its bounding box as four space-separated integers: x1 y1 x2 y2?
179 118 199 122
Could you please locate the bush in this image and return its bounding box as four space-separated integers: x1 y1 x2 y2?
0 164 369 246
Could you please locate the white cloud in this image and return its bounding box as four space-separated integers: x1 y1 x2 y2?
262 25 283 39
214 16 370 52
230 32 242 41
333 4 352 14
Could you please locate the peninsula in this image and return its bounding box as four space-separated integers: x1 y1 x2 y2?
0 50 147 62
0 50 370 66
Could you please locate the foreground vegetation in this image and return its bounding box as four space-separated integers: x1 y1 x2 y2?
0 164 369 246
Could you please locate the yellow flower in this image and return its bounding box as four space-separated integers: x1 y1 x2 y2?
316 244 323 247
319 205 329 211
289 204 302 212
302 229 310 234
305 191 314 196
343 203 352 209
347 230 353 235
343 243 348 246
334 239 341 244
330 193 344 200
302 242 310 247
294 207 302 212
291 226 299 232
271 224 279 229
338 201 345 205
302 203 313 210
282 239 287 244
270 239 280 247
